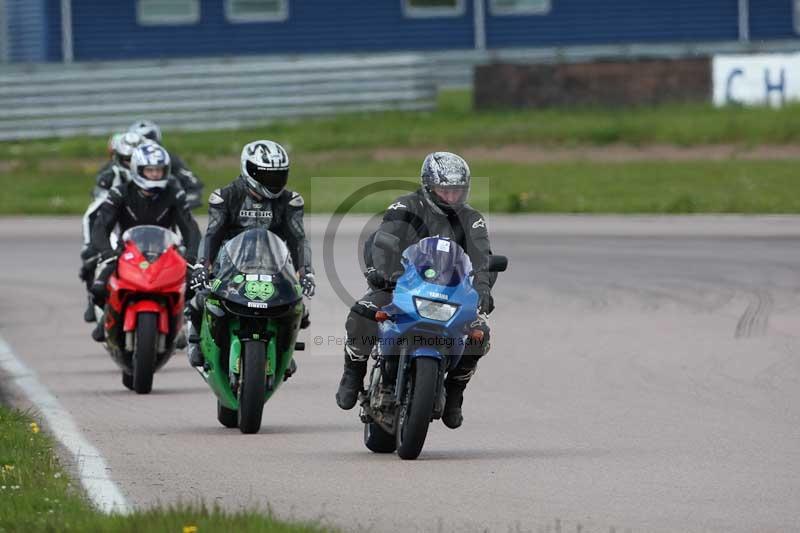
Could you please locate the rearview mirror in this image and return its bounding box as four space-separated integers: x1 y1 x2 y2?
374 231 401 254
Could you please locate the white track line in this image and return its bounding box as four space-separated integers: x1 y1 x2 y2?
0 335 130 515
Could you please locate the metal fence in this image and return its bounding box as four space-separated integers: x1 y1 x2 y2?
0 54 435 140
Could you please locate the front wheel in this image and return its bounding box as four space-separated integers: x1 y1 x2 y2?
238 341 267 434
396 357 438 460
132 312 158 394
364 422 396 453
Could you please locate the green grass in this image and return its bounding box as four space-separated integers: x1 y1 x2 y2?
3 158 800 215
3 91 800 161
0 406 330 533
2 90 800 214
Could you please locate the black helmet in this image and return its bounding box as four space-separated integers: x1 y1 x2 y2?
420 152 471 214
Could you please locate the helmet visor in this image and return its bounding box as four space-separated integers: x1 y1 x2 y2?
140 165 166 181
246 162 288 194
431 185 469 207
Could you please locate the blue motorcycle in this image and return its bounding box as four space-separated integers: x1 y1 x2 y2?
358 234 507 460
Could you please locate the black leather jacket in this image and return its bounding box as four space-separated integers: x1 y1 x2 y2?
202 178 313 275
90 181 201 263
369 188 497 292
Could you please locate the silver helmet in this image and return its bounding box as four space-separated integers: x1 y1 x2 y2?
239 140 289 199
130 143 170 192
420 152 471 214
128 119 162 143
113 132 144 169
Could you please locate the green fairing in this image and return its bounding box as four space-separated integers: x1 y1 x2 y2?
230 335 241 374
199 313 238 409
199 304 302 411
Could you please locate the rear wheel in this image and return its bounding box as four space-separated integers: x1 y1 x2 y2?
396 357 438 460
217 401 238 428
121 372 133 391
364 422 396 453
132 312 158 394
238 341 267 434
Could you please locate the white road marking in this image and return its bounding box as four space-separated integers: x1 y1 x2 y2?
0 335 130 515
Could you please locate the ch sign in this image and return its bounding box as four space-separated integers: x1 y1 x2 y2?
713 53 800 107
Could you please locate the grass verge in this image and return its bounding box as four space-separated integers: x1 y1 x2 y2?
2 92 800 161
2 91 800 214
0 405 330 533
3 159 799 215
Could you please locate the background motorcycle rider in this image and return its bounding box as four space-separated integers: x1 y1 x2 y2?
185 140 315 370
79 131 145 322
89 143 201 341
128 119 205 209
335 152 497 430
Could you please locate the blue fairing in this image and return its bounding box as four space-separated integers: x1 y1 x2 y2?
378 237 480 369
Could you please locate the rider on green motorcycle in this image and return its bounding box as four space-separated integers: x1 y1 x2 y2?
186 140 315 369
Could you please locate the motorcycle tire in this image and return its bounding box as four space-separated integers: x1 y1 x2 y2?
238 340 267 434
132 312 158 394
364 422 396 454
217 401 238 429
396 357 438 460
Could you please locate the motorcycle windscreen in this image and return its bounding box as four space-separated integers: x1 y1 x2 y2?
121 225 182 262
214 228 292 278
401 237 473 287
212 228 300 309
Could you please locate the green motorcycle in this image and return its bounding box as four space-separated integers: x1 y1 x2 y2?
197 228 304 434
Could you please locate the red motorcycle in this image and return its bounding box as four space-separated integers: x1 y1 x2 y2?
100 225 187 394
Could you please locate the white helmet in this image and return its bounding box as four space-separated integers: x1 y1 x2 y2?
130 144 171 192
128 119 162 143
239 140 289 199
113 132 145 168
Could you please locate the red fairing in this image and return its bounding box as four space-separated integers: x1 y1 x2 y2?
123 301 169 333
106 240 187 337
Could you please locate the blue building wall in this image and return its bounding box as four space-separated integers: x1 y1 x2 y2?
71 0 474 61
749 0 797 40
486 0 740 48
4 0 799 63
8 0 61 62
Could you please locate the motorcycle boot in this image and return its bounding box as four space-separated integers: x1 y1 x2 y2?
83 295 96 323
336 348 368 410
442 382 465 429
442 353 480 429
186 322 204 368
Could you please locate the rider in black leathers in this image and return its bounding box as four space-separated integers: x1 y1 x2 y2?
89 144 201 341
185 140 315 369
335 152 497 429
128 120 204 209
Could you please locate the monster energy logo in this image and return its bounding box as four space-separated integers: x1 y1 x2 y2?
244 281 275 301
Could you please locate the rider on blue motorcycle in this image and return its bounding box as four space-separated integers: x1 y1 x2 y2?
336 152 497 429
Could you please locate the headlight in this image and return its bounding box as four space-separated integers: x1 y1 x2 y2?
414 298 458 322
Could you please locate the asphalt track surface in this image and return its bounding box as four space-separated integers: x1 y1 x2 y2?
1 215 800 533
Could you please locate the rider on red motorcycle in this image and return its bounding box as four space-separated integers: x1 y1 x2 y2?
89 143 201 341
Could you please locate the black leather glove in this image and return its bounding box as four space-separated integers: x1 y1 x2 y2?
366 268 390 290
300 273 316 298
188 264 209 291
477 285 495 315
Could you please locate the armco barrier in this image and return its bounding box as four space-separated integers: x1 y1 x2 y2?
0 54 435 140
